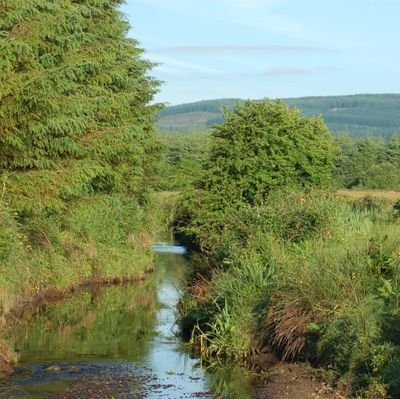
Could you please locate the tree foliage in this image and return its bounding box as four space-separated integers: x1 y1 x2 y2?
0 0 160 210
155 131 210 191
333 133 400 190
200 100 337 205
0 0 163 330
178 100 337 252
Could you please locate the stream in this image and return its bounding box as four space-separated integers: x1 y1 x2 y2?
0 242 256 399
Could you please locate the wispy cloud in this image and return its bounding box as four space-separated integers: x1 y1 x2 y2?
152 45 327 55
265 66 340 76
266 67 311 75
148 54 225 76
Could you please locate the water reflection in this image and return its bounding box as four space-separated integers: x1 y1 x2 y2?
6 281 157 364
206 364 257 399
2 244 255 399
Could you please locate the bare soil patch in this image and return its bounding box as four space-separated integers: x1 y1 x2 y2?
256 362 347 399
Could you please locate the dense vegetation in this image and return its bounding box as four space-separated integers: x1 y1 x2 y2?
159 131 400 193
0 0 160 344
155 131 210 191
176 101 337 251
158 94 400 137
176 100 400 398
334 134 400 190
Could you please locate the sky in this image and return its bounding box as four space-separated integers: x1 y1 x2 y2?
120 0 400 105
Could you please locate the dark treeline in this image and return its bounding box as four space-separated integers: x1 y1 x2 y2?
334 133 400 190
159 98 240 116
158 94 400 137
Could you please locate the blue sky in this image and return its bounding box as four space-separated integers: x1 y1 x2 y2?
120 0 400 105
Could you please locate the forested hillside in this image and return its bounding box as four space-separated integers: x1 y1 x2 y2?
158 94 400 137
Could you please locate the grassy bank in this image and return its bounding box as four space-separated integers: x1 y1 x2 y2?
177 190 400 398
1 195 153 311
0 191 175 374
0 0 163 374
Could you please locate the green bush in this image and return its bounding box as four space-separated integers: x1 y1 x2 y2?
177 100 338 255
182 253 275 358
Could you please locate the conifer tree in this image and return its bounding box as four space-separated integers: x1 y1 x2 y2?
0 0 160 210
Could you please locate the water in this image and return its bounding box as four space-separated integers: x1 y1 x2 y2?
152 243 187 255
1 243 255 399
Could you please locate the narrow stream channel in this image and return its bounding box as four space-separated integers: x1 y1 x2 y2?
1 241 256 399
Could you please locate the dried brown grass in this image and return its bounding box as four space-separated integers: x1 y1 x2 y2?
126 232 152 249
84 240 97 259
337 189 400 202
189 273 211 302
267 294 315 360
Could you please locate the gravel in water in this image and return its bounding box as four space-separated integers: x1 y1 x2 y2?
53 372 214 399
2 361 214 399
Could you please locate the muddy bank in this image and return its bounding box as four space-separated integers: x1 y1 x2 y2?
1 361 213 399
0 341 14 378
256 362 347 399
8 267 154 320
194 345 347 399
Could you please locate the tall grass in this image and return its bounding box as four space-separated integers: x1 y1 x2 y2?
179 190 400 398
0 194 161 321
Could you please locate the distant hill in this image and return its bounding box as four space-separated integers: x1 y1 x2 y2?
157 94 400 137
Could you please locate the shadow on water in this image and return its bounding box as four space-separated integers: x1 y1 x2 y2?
1 241 255 399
